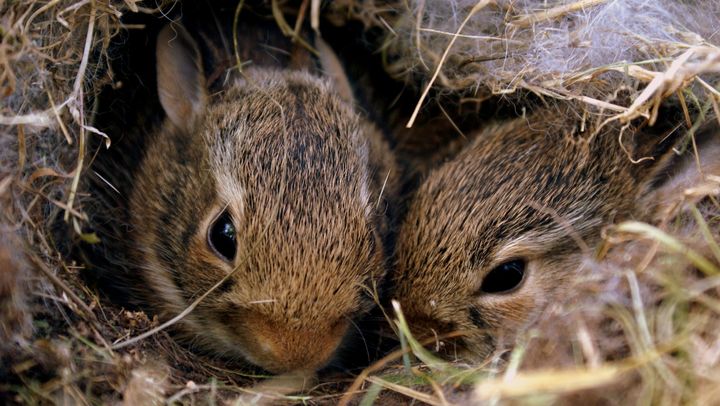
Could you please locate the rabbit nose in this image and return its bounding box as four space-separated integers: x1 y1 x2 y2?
244 314 348 374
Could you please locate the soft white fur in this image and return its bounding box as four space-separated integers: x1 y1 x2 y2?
387 0 720 94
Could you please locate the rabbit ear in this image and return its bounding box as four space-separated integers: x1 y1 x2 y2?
639 122 720 220
616 117 684 183
316 36 355 104
156 23 207 132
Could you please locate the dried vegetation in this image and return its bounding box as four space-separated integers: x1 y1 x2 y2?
1 0 719 404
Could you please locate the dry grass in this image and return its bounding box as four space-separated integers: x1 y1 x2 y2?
1 0 719 404
333 0 720 130
0 1 266 404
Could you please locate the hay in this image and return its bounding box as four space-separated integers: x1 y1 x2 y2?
0 0 128 388
0 1 236 403
1 0 719 404
333 0 720 128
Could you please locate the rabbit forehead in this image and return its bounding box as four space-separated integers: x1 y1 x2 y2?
409 149 605 264
199 73 372 214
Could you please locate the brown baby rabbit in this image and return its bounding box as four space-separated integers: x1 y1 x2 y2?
116 21 398 374
391 110 707 360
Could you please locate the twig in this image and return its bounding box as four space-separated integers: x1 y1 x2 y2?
292 0 309 42
64 0 97 223
338 329 466 406
366 376 445 406
511 0 608 28
375 170 392 209
232 0 246 73
310 0 320 32
406 0 494 128
28 254 98 324
111 263 242 350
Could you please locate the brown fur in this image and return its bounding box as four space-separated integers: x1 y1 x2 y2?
392 110 689 360
0 228 29 349
117 23 398 374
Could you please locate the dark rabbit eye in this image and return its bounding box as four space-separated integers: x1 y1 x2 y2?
480 259 526 294
208 211 237 261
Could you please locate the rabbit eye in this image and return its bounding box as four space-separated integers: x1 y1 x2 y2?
208 211 236 262
480 259 526 294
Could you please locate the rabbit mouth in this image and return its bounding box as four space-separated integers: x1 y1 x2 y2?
204 311 350 374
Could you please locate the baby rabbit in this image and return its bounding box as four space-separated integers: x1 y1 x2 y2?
114 22 398 374
391 110 695 360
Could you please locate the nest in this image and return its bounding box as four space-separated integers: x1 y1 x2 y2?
333 0 720 129
1 0 719 404
0 1 243 403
